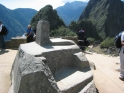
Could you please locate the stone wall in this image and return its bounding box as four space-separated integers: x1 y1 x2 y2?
6 37 26 49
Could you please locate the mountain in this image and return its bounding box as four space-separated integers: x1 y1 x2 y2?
0 4 37 40
0 1 87 40
30 5 65 30
79 0 124 40
56 1 87 26
13 8 37 29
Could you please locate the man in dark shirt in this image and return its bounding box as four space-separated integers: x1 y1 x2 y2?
78 28 85 51
78 28 85 40
0 21 6 49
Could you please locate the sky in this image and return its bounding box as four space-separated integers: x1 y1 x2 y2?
0 0 89 11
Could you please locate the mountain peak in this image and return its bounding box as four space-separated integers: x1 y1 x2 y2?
56 1 87 25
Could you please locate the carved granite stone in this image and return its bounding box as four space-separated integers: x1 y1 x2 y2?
8 20 97 93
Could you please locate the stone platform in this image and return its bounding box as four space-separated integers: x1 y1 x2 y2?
7 20 97 93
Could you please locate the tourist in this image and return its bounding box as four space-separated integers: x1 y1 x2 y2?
77 28 85 51
119 31 124 81
78 28 85 40
26 25 33 43
0 21 7 49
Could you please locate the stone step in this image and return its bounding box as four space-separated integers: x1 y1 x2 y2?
79 80 97 93
74 52 90 69
54 67 93 93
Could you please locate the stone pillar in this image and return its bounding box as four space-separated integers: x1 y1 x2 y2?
36 20 52 46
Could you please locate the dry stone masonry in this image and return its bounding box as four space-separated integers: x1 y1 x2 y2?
8 20 97 93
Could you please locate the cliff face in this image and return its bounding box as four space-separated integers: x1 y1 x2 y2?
79 0 124 39
79 0 99 19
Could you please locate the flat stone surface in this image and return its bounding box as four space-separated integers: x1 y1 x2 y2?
21 38 78 55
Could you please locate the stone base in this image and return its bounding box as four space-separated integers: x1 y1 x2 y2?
9 38 97 93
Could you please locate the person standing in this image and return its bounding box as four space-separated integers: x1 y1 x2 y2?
0 21 7 49
26 25 33 43
78 28 85 40
78 28 85 51
119 31 124 81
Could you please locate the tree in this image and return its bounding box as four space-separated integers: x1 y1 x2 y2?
69 19 100 40
50 26 76 37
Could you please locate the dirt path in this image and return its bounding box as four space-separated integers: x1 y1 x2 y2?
0 49 17 93
85 51 124 93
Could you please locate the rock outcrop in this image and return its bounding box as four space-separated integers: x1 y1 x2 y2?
79 0 124 39
8 20 97 93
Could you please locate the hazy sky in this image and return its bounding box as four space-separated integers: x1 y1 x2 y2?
0 0 89 11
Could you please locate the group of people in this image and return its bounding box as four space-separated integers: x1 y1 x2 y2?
0 21 37 49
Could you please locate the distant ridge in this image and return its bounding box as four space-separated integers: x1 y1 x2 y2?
56 1 87 26
0 4 37 40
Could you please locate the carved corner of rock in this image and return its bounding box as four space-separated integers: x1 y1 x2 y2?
36 20 52 46
8 20 98 93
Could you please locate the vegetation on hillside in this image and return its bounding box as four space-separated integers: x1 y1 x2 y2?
30 5 65 30
69 19 99 40
79 0 124 40
100 37 114 48
50 26 76 37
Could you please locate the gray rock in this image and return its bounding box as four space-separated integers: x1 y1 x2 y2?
36 20 52 46
9 20 97 93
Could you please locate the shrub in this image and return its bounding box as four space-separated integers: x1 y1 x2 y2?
50 26 77 37
87 37 95 45
100 37 114 48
